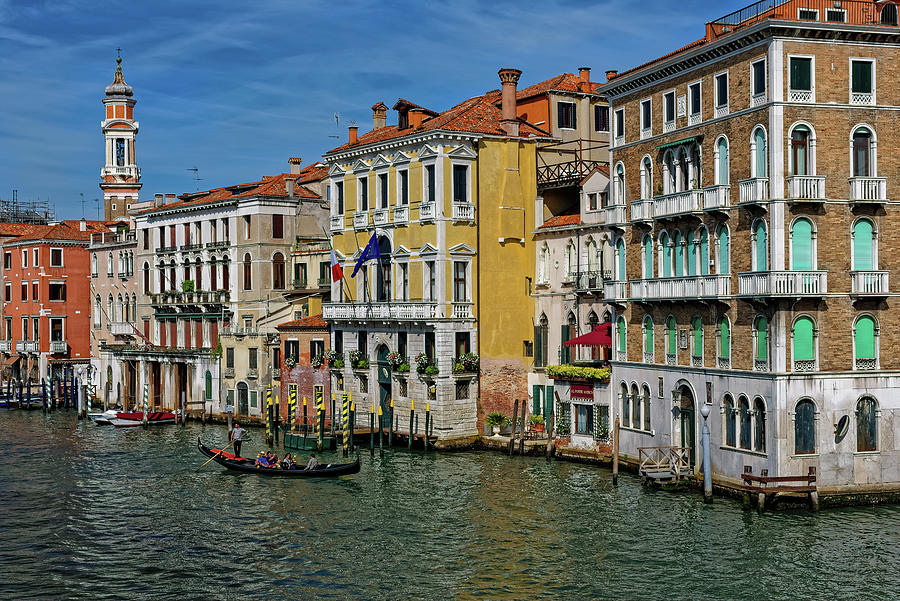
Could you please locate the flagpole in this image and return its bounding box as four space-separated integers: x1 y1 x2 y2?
322 226 355 304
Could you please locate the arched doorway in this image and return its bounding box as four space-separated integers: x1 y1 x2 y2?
677 383 696 469
237 382 249 416
376 344 391 419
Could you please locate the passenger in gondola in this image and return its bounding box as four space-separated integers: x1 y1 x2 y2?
304 453 320 471
281 453 295 470
267 451 279 468
255 452 267 468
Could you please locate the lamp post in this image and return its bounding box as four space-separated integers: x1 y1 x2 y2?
700 402 712 503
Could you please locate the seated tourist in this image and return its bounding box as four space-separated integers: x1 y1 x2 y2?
304 453 320 471
255 452 267 468
281 453 295 469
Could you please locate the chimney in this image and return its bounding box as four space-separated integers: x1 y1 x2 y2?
348 125 358 144
408 108 428 129
498 67 522 136
165 193 176 204
288 157 303 174
372 102 388 130
578 67 591 92
154 193 164 207
286 178 295 199
79 218 86 231
605 69 618 82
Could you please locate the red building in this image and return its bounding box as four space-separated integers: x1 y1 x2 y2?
277 314 331 425
0 220 112 382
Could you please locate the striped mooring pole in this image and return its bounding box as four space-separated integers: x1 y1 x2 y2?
341 392 350 457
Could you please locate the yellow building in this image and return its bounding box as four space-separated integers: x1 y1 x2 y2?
322 68 551 439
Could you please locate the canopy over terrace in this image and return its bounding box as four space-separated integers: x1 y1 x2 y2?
564 323 612 348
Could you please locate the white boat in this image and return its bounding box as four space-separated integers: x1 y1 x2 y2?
88 409 119 425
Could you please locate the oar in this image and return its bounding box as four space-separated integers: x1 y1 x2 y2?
196 439 237 472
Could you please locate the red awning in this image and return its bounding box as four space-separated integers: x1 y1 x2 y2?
564 323 612 347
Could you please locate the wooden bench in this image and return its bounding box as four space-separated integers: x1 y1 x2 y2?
741 465 818 513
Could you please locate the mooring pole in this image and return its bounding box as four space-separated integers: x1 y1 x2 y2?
317 408 324 452
378 405 384 457
41 378 47 413
349 401 356 453
508 399 519 455
341 392 349 458
545 410 555 460
302 396 308 438
700 403 712 503
408 400 415 450
424 403 430 452
612 416 620 486
518 400 527 455
388 398 394 449
369 402 375 455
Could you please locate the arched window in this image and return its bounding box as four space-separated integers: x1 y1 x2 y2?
242 253 252 290
673 230 684 277
586 239 598 272
852 219 875 271
107 294 114 324
642 384 651 431
699 227 709 275
752 126 767 178
632 382 641 430
753 397 766 452
686 230 697 276
131 293 137 323
717 316 730 366
210 257 218 290
724 394 736 447
663 150 676 194
790 124 812 175
689 143 702 189
615 238 626 281
754 316 769 370
642 316 654 362
194 258 203 290
222 257 230 289
792 316 816 372
588 312 600 361
91 253 98 277
94 295 102 328
717 224 729 274
143 262 150 295
852 127 874 177
752 219 768 271
715 136 729 185
116 295 123 322
739 395 751 449
620 383 630 428
856 396 878 452
794 399 816 455
659 231 671 278
691 316 703 365
205 370 213 400
677 147 689 191
854 314 877 370
882 3 898 25
566 241 577 278
640 156 653 200
538 314 549 366
642 234 654 278
614 164 625 204
791 218 814 270
665 315 676 364
107 252 113 276
616 316 626 358
169 260 177 291
538 244 550 283
272 252 285 289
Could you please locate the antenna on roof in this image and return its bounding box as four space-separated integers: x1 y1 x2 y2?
328 113 341 138
187 167 203 191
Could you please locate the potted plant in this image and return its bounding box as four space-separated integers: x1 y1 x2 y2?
415 352 435 375
307 355 321 368
387 352 409 372
348 350 369 370
424 364 439 376
325 350 344 369
485 411 506 436
529 414 545 432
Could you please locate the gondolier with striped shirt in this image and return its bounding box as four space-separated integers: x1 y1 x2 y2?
230 423 246 458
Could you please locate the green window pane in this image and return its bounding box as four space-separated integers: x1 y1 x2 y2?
617 317 626 352
790 57 812 90
692 316 702 355
755 317 768 360
718 227 729 274
853 220 873 271
661 233 672 278
793 317 815 361
687 231 696 276
717 138 729 184
855 316 876 359
644 318 653 352
755 221 767 271
720 318 730 357
852 60 872 94
674 232 683 277
617 239 626 279
667 317 676 352
699 229 709 275
754 128 767 177
791 219 813 271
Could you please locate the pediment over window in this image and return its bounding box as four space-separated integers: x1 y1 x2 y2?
448 243 476 255
447 145 477 160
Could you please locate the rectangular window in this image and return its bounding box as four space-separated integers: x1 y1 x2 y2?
31 282 37 302
20 282 26 301
851 59 874 103
48 282 66 301
248 347 258 370
226 347 234 368
557 101 576 129
689 82 701 118
250 390 257 408
663 91 675 128
425 165 435 204
272 214 283 239
614 108 624 140
50 318 63 342
243 215 251 240
452 165 468 203
715 72 729 109
4 317 10 340
399 263 409 300
21 250 27 268
334 329 343 355
575 404 594 435
398 331 407 358
453 261 467 302
640 98 651 136
378 173 388 209
425 332 435 361
826 8 846 22
32 249 38 266
789 57 813 101
751 59 766 99
359 176 368 211
21 317 28 340
335 181 344 214
310 339 325 359
183 223 191 245
798 8 818 20
143 230 149 250
3 252 10 269
357 330 367 357
398 170 409 205
588 193 597 211
594 105 609 132
425 260 436 301
4 282 9 302
281 340 297 362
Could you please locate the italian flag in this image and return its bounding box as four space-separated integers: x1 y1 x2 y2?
331 250 344 282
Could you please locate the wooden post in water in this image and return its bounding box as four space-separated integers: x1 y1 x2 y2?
302 396 308 438
317 407 324 452
408 400 415 449
518 400 527 455
424 403 430 451
41 378 47 413
349 401 355 453
265 386 273 445
378 405 384 457
508 399 519 455
330 391 336 438
545 410 555 460
180 391 186 426
369 402 375 455
388 398 394 448
612 416 620 486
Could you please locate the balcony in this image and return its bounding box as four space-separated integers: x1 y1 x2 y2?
393 206 409 225
451 302 473 319
100 165 140 179
373 208 389 226
849 177 887 203
851 92 874 106
110 322 135 336
224 367 235 379
157 246 177 254
0 340 10 353
786 175 825 202
205 241 228 250
738 271 827 297
49 341 68 354
793 359 816 373
180 243 203 252
630 199 653 222
750 92 766 108
605 204 627 227
855 358 877 371
317 277 329 287
273 368 281 380
330 215 344 232
652 189 702 219
353 211 369 229
702 185 730 211
324 301 439 321
788 89 812 103
851 271 889 297
452 203 475 223
603 280 628 303
537 159 605 188
89 230 137 247
739 177 769 205
247 368 258 379
630 274 731 301
15 341 38 354
292 278 308 289
575 270 611 293
419 202 436 221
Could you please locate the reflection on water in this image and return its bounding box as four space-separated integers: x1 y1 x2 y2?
1 411 898 600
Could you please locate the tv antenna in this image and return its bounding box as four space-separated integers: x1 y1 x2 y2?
328 113 341 138
187 167 203 191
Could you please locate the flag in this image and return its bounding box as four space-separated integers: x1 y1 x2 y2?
330 249 344 282
351 232 381 278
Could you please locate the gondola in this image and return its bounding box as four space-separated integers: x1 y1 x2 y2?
196 438 360 477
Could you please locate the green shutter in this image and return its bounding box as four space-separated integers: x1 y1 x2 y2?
853 220 873 271
855 316 876 359
674 232 683 277
617 239 626 279
852 60 872 93
534 325 543 366
792 219 813 270
718 227 729 274
545 385 554 417
755 221 767 271
667 317 676 353
790 57 812 90
754 128 767 177
561 325 570 363
661 233 672 278
617 317 626 353
699 229 709 275
756 317 768 360
692 317 702 355
717 138 729 185
687 231 696 276
533 385 542 415
720 318 730 358
793 317 815 361
643 236 653 278
644 318 653 353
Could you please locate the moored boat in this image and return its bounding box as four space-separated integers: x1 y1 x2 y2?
196 438 360 477
111 411 177 428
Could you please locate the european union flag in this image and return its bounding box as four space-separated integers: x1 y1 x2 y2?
351 233 381 278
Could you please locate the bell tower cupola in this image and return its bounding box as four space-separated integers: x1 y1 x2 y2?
100 50 141 220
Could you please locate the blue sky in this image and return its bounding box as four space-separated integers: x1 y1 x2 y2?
0 0 749 219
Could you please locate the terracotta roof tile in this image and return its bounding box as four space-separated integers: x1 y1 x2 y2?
609 38 707 82
276 314 328 330
538 213 582 229
8 221 112 242
514 73 605 101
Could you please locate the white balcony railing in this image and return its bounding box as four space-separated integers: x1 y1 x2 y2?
392 205 409 225
451 302 473 319
738 271 827 297
788 89 813 103
688 113 701 126
739 177 769 204
0 340 10 353
640 127 652 140
603 280 628 302
793 359 816 373
629 274 730 301
754 358 769 372
419 202 436 221
630 199 654 222
323 302 440 321
715 104 729 118
750 93 766 107
786 175 826 201
855 357 877 371
616 350 627 362
373 208 389 226
49 341 68 354
15 341 38 353
605 204 627 226
353 211 369 229
851 92 874 105
702 185 730 211
643 352 655 364
663 120 675 133
223 367 235 378
849 177 887 202
452 203 475 222
100 165 140 178
850 271 889 296
652 189 703 219
330 215 344 232
110 322 135 336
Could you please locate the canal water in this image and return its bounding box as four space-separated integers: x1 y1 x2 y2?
1 411 898 601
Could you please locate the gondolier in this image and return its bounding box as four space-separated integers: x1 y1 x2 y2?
230 423 246 458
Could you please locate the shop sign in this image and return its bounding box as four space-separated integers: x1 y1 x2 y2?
570 383 593 401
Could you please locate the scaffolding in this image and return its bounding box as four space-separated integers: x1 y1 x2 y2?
0 190 55 224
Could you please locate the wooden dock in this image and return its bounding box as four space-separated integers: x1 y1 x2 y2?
741 465 819 512
638 446 691 484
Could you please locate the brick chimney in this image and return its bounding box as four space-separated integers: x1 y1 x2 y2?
288 157 303 174
80 217 86 231
348 125 358 144
498 67 522 136
154 193 164 207
605 69 618 82
408 108 428 129
578 67 591 92
286 177 295 198
372 102 388 130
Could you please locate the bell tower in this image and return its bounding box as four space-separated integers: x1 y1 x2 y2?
100 51 141 220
